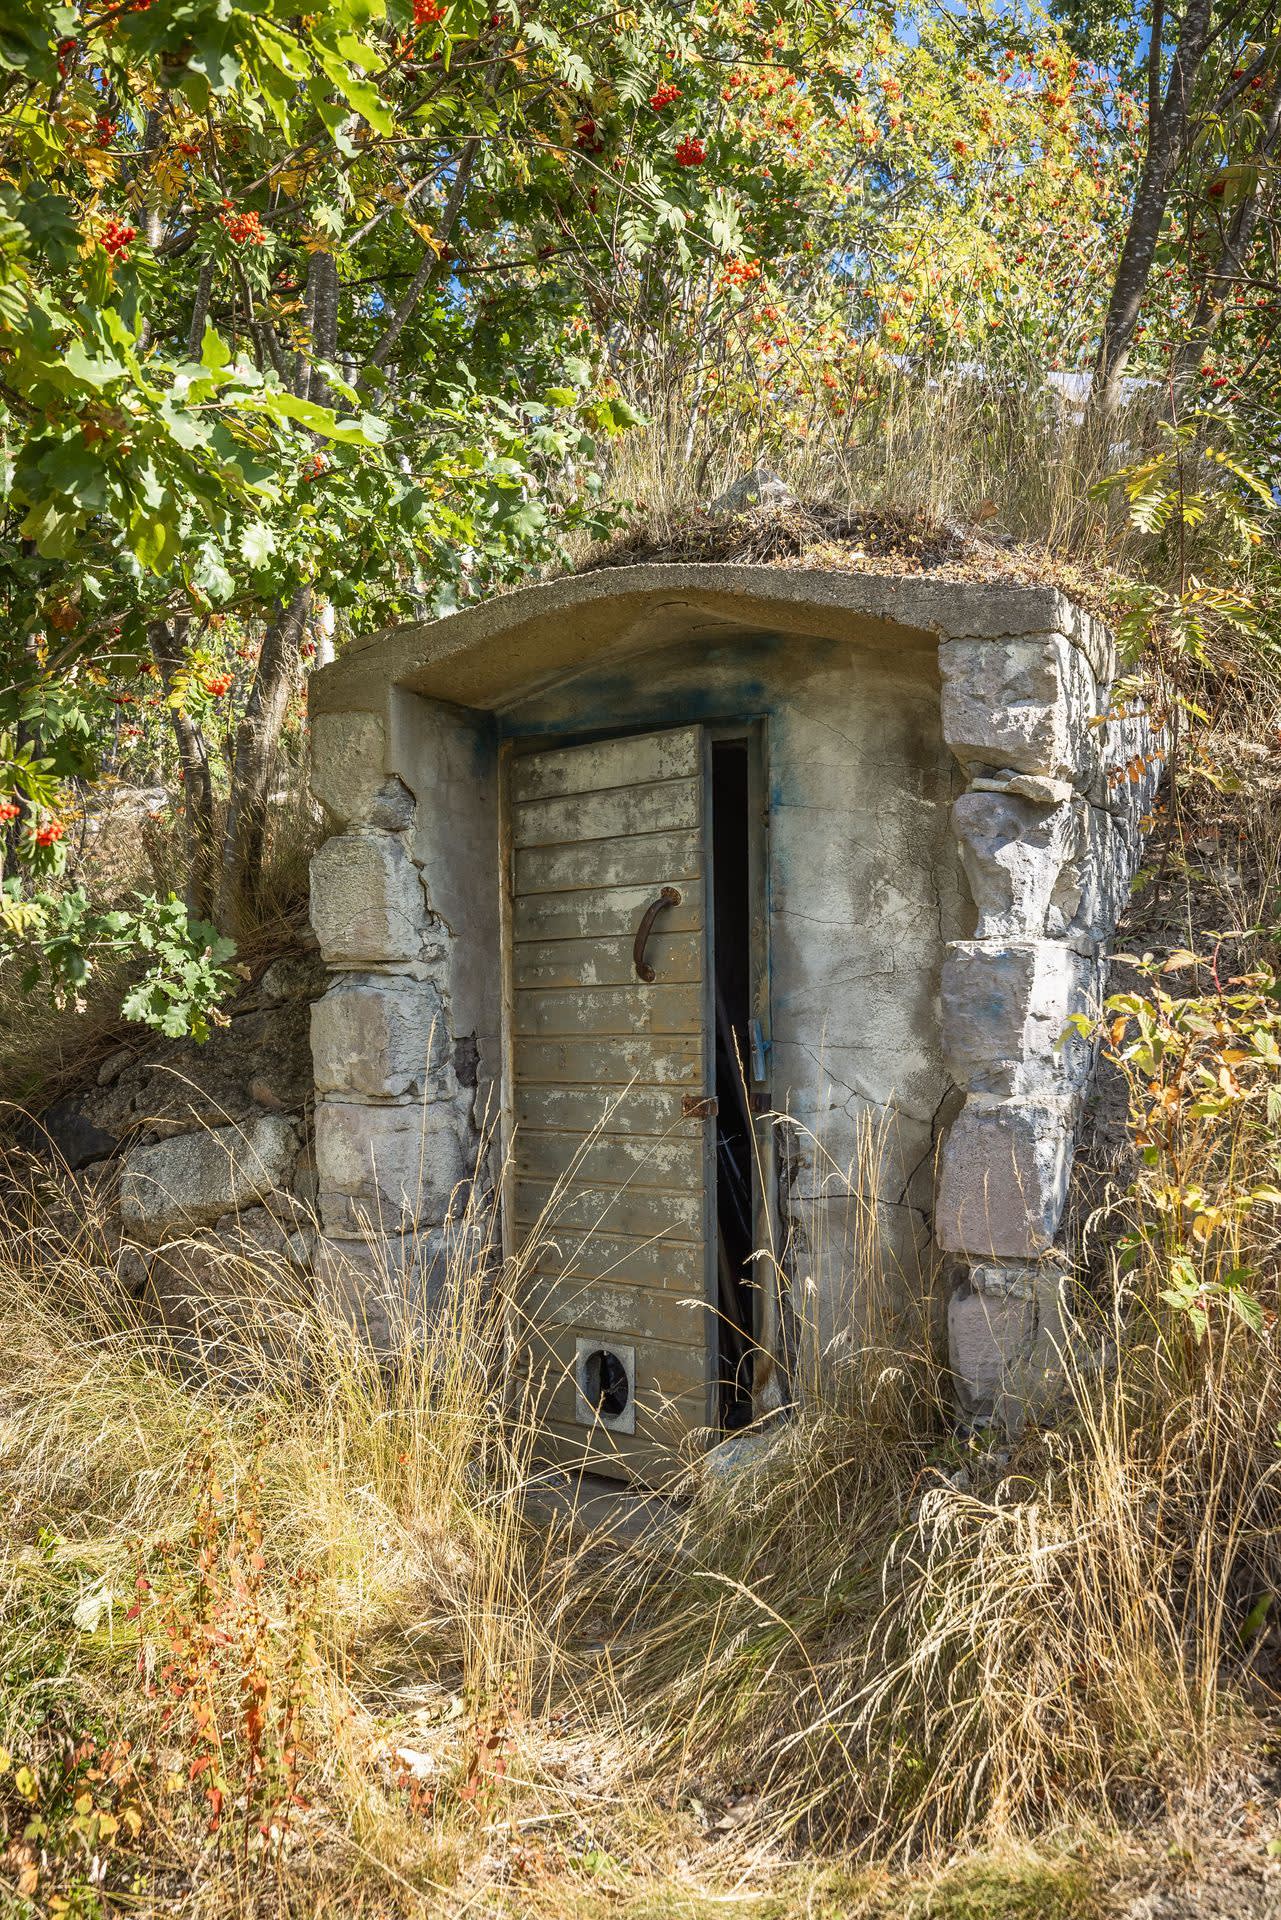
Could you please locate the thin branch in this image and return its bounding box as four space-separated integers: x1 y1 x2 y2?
367 132 481 373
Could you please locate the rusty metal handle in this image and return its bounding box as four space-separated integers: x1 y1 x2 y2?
633 886 681 982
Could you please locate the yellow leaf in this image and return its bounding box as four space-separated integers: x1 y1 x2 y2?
81 148 119 189
152 150 187 199
74 1790 93 1815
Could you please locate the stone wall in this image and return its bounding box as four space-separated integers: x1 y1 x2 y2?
27 950 324 1355
935 605 1162 1422
307 692 496 1345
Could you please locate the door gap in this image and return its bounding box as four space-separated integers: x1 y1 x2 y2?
711 738 755 1432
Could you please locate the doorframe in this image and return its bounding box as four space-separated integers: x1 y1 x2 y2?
495 716 782 1442
704 720 783 1423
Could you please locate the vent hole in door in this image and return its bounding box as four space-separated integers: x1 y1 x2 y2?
712 738 755 1432
581 1348 630 1421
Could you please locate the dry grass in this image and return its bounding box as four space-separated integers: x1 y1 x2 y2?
2 1086 1281 1915
586 364 1157 590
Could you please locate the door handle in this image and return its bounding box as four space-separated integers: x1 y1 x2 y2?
633 886 681 982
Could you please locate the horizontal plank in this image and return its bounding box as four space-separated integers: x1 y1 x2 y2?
514 1037 703 1088
514 932 701 990
510 727 700 803
514 879 705 943
514 1178 705 1240
538 1370 711 1441
523 1323 711 1398
514 1226 705 1291
516 1084 705 1137
515 1129 702 1191
514 983 702 1039
518 1275 711 1348
532 1417 700 1482
515 830 702 896
513 777 700 850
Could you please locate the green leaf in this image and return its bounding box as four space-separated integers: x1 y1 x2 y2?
240 523 277 567
129 512 171 572
200 325 232 372
18 495 80 557
64 339 126 388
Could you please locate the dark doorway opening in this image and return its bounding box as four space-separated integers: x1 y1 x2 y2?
711 738 755 1431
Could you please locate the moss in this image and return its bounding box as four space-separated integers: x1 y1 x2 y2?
899 1851 1107 1920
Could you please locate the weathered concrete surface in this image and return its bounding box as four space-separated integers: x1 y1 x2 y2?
310 563 1106 717
119 1115 301 1244
390 691 499 1052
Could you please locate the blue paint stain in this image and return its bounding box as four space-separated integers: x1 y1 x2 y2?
498 673 773 741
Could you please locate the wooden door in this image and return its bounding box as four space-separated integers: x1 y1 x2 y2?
507 724 716 1480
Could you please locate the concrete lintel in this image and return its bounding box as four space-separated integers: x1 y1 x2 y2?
310 564 1084 719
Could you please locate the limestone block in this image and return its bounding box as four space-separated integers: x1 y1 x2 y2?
309 710 415 831
119 1115 301 1245
313 1097 473 1231
952 789 1073 939
311 973 453 1100
310 833 426 965
935 1095 1074 1259
948 1282 1036 1425
1055 604 1116 685
941 939 1097 1098
947 1266 1071 1427
940 633 1098 781
312 1221 488 1351
1046 799 1131 943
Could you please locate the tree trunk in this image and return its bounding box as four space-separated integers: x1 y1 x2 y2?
307 250 339 406
148 618 217 922
1091 0 1215 411
187 257 215 358
217 586 312 937
216 228 351 933
1171 74 1281 395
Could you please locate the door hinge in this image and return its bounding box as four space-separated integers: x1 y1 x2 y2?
681 1094 719 1120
